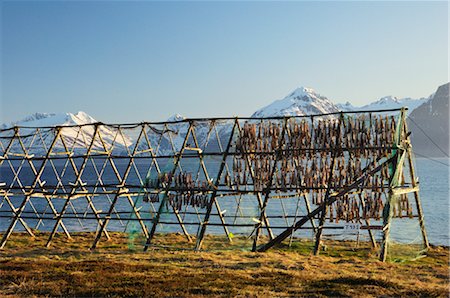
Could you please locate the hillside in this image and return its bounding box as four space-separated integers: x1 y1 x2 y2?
408 83 449 157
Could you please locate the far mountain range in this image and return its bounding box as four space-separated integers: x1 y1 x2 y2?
2 83 448 157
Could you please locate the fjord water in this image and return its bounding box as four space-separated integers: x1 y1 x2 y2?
414 157 449 246
0 157 448 246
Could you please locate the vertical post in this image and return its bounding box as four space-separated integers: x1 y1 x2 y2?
405 151 429 248
313 114 342 255
46 125 100 247
380 183 396 262
144 123 194 251
403 119 429 249
235 120 274 240
191 125 232 242
97 125 153 239
195 119 237 251
143 124 192 242
303 193 318 235
0 128 35 237
91 126 146 250
313 153 337 255
284 124 317 235
252 118 289 252
0 127 63 249
357 193 377 248
16 133 72 239
380 108 407 261
2 195 35 237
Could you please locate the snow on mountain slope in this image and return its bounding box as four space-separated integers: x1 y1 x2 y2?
251 87 340 118
166 114 185 122
141 114 232 156
336 96 428 114
335 101 356 112
2 111 98 128
0 111 132 154
360 96 428 113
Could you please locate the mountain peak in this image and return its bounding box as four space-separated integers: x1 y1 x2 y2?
378 96 399 103
21 112 57 123
71 111 97 124
288 86 317 98
363 95 427 113
336 101 355 112
252 86 339 118
167 114 185 122
1 111 98 128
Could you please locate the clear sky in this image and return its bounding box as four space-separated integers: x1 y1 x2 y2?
1 1 448 124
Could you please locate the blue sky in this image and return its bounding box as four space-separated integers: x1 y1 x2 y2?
1 1 448 123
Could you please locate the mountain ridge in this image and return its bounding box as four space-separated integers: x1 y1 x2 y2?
2 86 436 127
1 84 446 156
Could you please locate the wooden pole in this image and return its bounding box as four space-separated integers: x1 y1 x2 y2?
235 121 274 240
380 108 407 262
0 127 63 249
191 125 232 242
403 119 429 249
91 126 146 249
0 128 35 237
45 125 101 247
313 152 337 255
357 192 377 248
195 119 237 251
16 133 72 240
143 123 194 250
252 118 289 252
314 114 343 255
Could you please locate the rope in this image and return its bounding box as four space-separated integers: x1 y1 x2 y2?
407 116 449 158
413 152 450 167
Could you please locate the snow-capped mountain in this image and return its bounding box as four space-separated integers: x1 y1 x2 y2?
251 87 340 118
1 111 98 128
166 114 185 123
362 96 427 112
335 101 356 112
139 113 233 156
1 84 445 157
0 111 132 155
250 86 426 118
336 96 428 114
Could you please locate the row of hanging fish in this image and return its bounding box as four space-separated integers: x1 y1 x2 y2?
146 172 210 191
146 172 175 189
316 191 413 223
167 192 210 211
232 154 392 192
144 171 212 210
142 191 210 210
341 115 397 158
236 115 398 158
329 193 385 222
392 194 414 218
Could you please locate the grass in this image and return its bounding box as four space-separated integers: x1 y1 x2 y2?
0 231 448 297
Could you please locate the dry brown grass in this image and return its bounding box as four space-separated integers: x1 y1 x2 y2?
0 232 448 297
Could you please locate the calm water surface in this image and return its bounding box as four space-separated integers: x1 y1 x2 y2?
0 157 448 246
